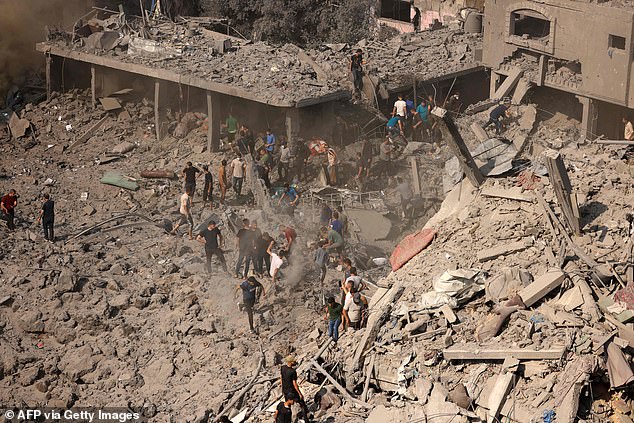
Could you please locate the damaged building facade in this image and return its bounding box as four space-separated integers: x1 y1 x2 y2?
483 0 634 139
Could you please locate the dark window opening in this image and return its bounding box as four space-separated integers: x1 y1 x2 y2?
609 34 626 50
380 0 411 22
511 11 550 40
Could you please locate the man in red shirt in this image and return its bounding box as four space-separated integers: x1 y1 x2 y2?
279 225 297 254
1 189 18 230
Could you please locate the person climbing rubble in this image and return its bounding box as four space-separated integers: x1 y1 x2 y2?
279 224 297 255
235 276 265 334
314 240 329 285
36 193 54 242
170 188 194 239
345 267 368 293
201 164 213 209
196 221 227 275
280 355 310 422
230 154 246 197
324 296 343 342
235 218 255 279
267 241 287 288
181 161 201 201
343 287 368 330
350 48 365 94
482 100 511 135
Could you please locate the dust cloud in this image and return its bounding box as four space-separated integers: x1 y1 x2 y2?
0 0 92 106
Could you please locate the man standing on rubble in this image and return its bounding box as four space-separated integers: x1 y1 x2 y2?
171 188 194 239
197 221 227 275
280 355 310 422
182 162 200 201
226 113 238 144
393 94 407 120
324 296 343 342
235 218 254 278
1 189 18 231
236 276 265 333
483 101 511 135
343 288 368 330
274 398 295 423
278 141 291 182
230 155 246 197
36 193 54 242
350 49 365 94
202 165 213 209
266 129 276 153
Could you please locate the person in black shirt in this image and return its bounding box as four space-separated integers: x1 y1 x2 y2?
350 49 364 92
274 399 294 423
37 193 55 242
235 218 254 278
254 232 272 277
281 355 310 422
182 162 200 200
201 164 213 209
482 102 511 135
235 276 265 332
196 221 227 274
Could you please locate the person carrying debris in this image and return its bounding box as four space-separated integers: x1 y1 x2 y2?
274 398 295 423
386 115 403 137
324 296 343 342
218 159 228 204
197 221 227 275
482 101 511 135
323 226 344 259
278 183 300 209
202 164 213 209
623 117 634 140
343 288 368 330
181 162 200 200
1 189 19 231
279 224 297 254
36 193 55 242
171 188 194 239
235 218 255 278
280 355 310 422
226 113 238 143
230 155 246 196
235 276 265 333
350 49 365 93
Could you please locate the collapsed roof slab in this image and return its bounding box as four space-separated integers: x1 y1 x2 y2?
36 42 349 109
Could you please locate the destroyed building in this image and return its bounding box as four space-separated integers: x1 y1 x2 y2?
483 0 634 139
4 0 634 422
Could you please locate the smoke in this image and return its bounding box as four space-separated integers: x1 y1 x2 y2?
0 0 91 106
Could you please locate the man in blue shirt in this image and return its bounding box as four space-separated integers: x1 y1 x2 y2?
386 116 402 136
483 102 511 135
236 276 265 333
266 129 276 153
278 183 300 207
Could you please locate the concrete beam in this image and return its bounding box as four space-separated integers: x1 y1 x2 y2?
154 80 161 142
577 95 598 141
207 91 220 153
45 55 52 102
285 108 300 149
91 65 96 109
493 67 523 100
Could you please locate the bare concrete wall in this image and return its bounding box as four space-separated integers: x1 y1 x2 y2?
483 0 634 106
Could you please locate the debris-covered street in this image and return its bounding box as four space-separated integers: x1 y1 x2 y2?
3 1 634 423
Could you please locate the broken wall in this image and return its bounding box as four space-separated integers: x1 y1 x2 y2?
483 0 634 107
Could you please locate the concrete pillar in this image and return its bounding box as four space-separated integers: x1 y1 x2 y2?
577 95 598 141
45 55 52 102
90 65 96 109
206 91 220 152
154 80 161 142
285 108 300 148
489 71 500 98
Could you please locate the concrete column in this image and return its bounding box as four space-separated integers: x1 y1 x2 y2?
90 65 96 109
206 91 220 152
45 55 52 102
154 80 161 142
285 108 300 149
489 71 500 98
577 95 598 141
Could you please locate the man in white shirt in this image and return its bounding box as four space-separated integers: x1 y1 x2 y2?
267 241 287 288
343 288 367 330
171 188 194 239
230 155 246 196
623 117 634 140
393 94 407 118
278 142 291 182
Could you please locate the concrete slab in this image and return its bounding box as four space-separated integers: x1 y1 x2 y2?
345 209 392 242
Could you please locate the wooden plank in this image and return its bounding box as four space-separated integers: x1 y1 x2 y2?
443 344 566 361
90 64 96 109
511 78 532 105
99 97 122 111
409 156 422 195
46 55 52 102
596 139 634 145
477 239 533 262
310 360 370 408
544 150 580 235
68 115 108 151
518 269 565 307
439 304 457 324
206 91 213 153
481 186 532 202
